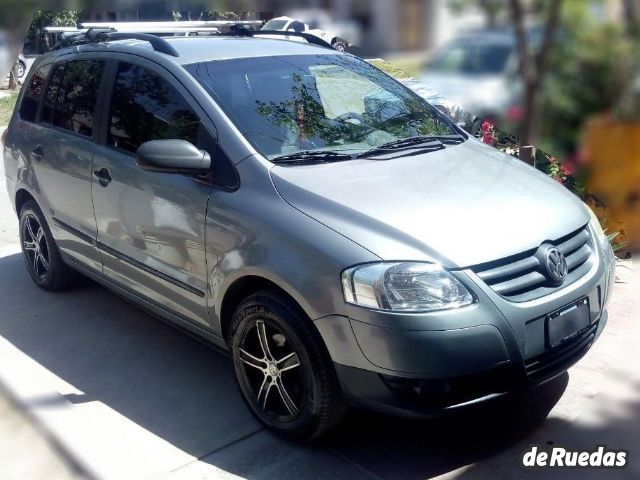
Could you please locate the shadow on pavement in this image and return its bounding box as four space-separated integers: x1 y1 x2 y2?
320 376 567 479
0 252 575 478
0 253 260 459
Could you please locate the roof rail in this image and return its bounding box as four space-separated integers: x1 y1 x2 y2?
86 29 180 57
49 27 180 56
229 26 334 49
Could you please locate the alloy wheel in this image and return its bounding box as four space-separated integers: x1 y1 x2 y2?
22 214 50 280
237 319 305 420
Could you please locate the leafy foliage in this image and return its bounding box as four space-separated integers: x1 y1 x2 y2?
26 10 82 40
536 1 639 157
0 92 18 125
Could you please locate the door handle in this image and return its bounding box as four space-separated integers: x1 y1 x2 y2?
93 168 112 187
31 145 44 161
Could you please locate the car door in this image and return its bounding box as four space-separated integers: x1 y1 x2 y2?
14 59 104 271
91 60 214 326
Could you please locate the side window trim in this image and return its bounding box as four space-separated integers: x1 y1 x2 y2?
94 59 118 146
33 61 56 123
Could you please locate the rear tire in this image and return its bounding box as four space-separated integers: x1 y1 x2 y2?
230 290 346 441
19 200 76 291
16 60 26 78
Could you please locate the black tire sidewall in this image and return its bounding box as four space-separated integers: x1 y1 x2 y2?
19 201 70 290
230 296 326 439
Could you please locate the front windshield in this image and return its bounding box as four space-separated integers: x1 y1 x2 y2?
186 54 461 160
262 19 289 30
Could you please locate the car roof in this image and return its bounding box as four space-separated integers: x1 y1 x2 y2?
58 35 338 65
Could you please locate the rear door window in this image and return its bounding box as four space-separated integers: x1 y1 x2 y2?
19 64 51 122
52 59 105 137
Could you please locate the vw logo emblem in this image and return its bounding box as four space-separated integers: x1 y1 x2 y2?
544 247 568 284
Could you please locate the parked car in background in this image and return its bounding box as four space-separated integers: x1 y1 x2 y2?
0 30 10 77
4 28 615 442
15 53 27 78
261 11 359 51
0 30 26 81
400 77 476 133
420 28 542 135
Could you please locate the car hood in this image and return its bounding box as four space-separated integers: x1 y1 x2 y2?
270 140 589 268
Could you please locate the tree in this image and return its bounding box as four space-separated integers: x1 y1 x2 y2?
623 0 639 37
509 0 563 165
7 67 17 90
449 0 507 28
26 10 82 53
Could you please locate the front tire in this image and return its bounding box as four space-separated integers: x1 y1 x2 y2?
19 200 76 291
230 290 346 441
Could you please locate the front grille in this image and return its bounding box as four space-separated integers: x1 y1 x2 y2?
524 322 598 382
471 226 594 302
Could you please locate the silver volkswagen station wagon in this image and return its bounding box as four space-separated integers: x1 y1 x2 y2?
2 29 616 441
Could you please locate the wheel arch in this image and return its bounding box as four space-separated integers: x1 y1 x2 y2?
15 188 36 216
219 274 311 343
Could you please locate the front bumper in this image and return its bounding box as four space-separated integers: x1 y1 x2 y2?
314 241 616 416
334 310 607 416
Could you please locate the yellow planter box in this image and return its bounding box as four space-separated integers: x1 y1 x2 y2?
583 118 640 251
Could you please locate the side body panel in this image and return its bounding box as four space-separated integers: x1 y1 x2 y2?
90 55 214 327
5 56 102 270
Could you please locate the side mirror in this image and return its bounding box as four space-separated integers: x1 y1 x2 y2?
136 139 211 174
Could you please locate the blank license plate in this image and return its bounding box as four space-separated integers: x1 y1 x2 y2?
547 298 590 348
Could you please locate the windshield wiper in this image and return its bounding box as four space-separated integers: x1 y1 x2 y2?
430 134 467 145
271 150 355 165
357 134 467 159
357 136 444 158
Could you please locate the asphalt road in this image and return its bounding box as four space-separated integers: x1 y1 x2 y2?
0 128 639 479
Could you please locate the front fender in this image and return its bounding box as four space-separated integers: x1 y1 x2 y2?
205 156 378 335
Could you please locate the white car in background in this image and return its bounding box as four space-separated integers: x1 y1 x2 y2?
261 14 355 51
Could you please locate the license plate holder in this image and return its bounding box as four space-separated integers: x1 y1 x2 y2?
546 297 591 348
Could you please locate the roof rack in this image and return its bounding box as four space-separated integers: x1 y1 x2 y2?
46 20 335 56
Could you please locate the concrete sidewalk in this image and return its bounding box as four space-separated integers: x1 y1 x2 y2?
0 148 639 478
0 382 82 480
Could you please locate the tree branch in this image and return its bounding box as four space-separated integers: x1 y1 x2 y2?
536 0 563 80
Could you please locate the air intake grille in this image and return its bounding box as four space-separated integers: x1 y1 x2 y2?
524 322 597 382
471 226 594 302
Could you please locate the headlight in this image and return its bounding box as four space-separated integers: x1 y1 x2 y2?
341 262 474 312
585 203 608 248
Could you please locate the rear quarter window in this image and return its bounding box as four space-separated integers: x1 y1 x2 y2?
18 64 51 122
